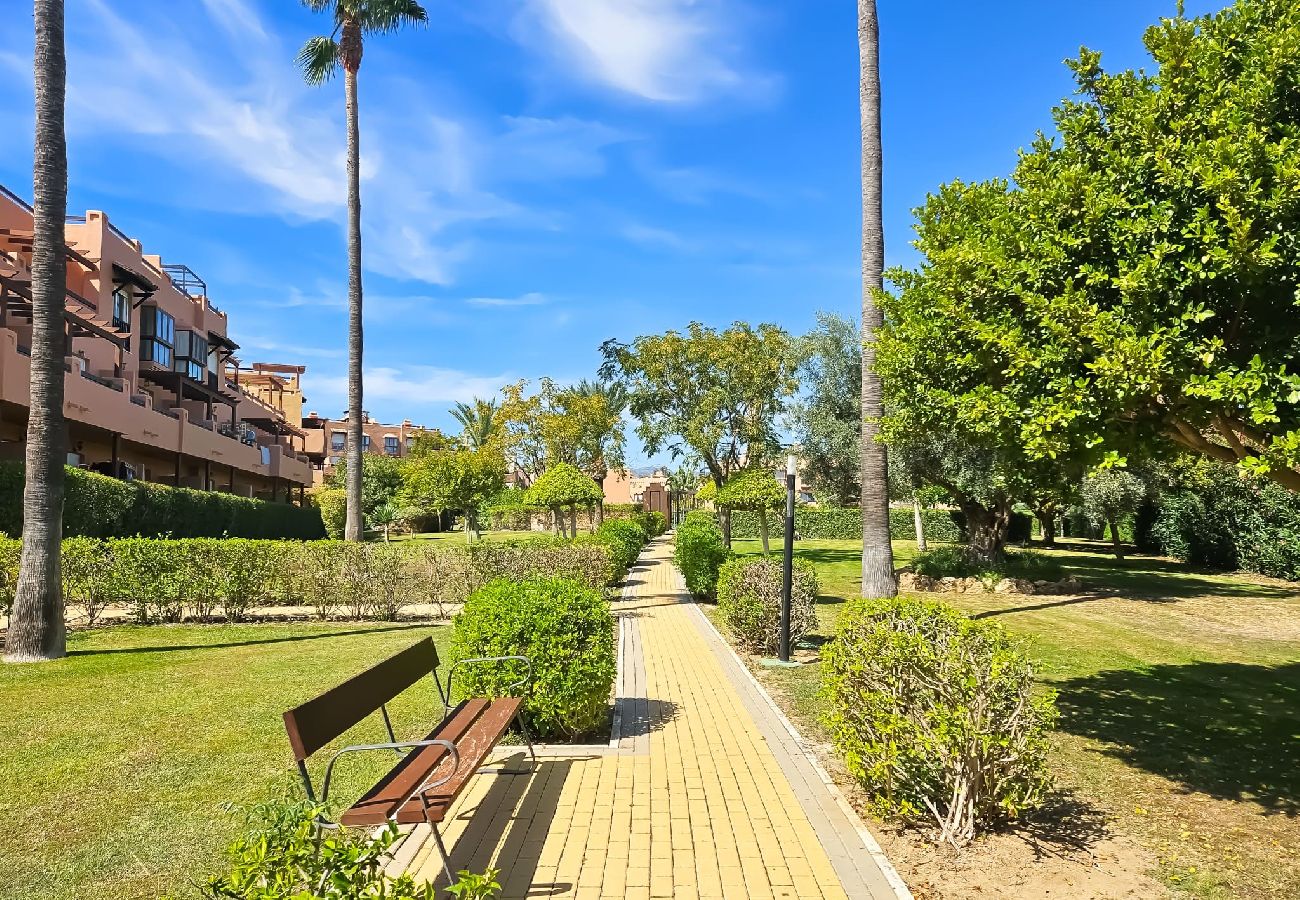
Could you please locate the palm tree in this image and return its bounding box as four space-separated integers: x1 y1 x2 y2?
451 397 499 450
297 0 427 541
572 379 627 527
7 0 69 663
858 0 897 598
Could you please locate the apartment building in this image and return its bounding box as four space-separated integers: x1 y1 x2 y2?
0 185 313 501
301 412 435 485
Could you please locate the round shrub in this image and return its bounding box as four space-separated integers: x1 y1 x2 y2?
716 556 818 654
910 546 977 579
821 596 1057 844
451 576 616 741
674 515 729 599
594 518 648 580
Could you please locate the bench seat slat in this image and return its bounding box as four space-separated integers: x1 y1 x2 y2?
339 697 522 827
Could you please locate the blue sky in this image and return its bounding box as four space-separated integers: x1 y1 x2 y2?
0 0 1222 465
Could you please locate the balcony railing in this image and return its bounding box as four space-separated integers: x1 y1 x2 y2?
106 219 132 245
0 184 32 213
130 394 146 407
64 214 87 224
17 344 30 356
158 408 179 420
79 370 122 391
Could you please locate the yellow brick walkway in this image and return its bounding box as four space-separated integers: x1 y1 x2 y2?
394 538 904 900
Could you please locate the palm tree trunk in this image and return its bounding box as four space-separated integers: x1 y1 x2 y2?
912 495 928 551
858 0 896 599
8 0 68 663
342 62 365 543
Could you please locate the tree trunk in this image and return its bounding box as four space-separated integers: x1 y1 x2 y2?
962 499 1012 566
912 495 927 551
759 510 770 554
569 505 577 540
554 507 566 538
595 497 604 528
342 61 365 542
8 0 68 663
464 510 474 545
1108 519 1124 559
721 507 732 549
1037 510 1057 546
857 0 896 599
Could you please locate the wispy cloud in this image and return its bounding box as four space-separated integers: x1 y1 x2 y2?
514 0 771 103
466 292 548 308
312 365 515 413
621 223 688 251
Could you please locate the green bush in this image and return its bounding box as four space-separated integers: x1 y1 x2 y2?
822 596 1057 844
911 546 1064 584
314 488 347 540
0 536 21 619
674 514 729 599
726 506 967 543
0 462 325 540
592 518 648 581
451 577 616 740
632 510 668 538
716 556 818 654
910 546 978 579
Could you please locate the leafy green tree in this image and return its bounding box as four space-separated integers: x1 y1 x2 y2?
600 322 799 545
1081 469 1148 558
524 462 603 539
561 380 628 525
401 448 506 543
885 0 1300 500
791 313 861 507
857 0 896 599
9 0 69 662
297 0 428 541
325 454 404 528
718 468 786 554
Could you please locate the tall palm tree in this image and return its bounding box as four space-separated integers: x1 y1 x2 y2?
7 0 69 663
297 0 427 541
858 0 897 598
451 397 499 450
572 379 627 527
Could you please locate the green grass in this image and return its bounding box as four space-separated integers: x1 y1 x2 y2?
723 538 1300 900
0 622 450 900
389 530 541 545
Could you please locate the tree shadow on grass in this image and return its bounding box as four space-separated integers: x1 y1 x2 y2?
66 623 438 656
1055 661 1300 815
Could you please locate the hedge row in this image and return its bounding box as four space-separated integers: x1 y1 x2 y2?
0 536 613 623
0 462 325 540
723 506 966 543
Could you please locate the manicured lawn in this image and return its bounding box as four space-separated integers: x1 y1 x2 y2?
0 622 450 900
725 538 1300 900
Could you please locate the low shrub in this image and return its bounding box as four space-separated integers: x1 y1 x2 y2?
0 536 19 619
674 515 729 599
822 596 1057 844
716 556 818 654
188 798 497 900
910 546 1063 584
592 518 648 581
727 506 968 543
1002 549 1064 582
632 510 668 538
451 577 616 740
0 461 326 540
313 488 348 540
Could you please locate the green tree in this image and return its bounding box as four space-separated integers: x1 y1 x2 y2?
297 0 428 541
718 468 786 554
600 321 799 545
325 454 404 530
1081 468 1148 558
524 462 603 539
8 0 69 662
857 0 895 599
450 398 500 450
553 380 627 526
791 313 861 507
402 448 506 543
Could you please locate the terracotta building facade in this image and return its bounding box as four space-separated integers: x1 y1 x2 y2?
301 412 436 485
0 184 313 500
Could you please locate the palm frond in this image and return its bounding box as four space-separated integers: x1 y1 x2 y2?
300 0 334 12
360 0 429 34
297 35 341 84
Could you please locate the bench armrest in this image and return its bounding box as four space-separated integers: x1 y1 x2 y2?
319 739 461 816
444 655 532 715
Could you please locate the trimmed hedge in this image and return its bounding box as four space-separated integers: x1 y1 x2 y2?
0 462 325 540
1154 474 1300 580
722 506 966 543
1 535 617 623
451 576 616 740
717 556 818 654
674 511 729 598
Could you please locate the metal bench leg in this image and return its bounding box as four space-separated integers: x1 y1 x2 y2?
516 709 539 773
431 823 454 886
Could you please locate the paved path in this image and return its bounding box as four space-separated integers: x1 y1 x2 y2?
392 537 907 900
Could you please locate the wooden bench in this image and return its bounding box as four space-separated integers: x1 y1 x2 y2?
282 638 536 881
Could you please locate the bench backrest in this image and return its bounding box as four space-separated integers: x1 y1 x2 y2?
283 637 440 761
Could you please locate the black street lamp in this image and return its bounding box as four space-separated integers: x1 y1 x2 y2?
779 453 796 663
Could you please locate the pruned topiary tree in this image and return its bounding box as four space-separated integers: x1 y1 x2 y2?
718 468 786 554
524 463 603 538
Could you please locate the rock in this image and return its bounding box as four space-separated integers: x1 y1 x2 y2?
939 577 959 592
960 577 984 593
1014 579 1037 595
898 572 918 591
993 578 1018 594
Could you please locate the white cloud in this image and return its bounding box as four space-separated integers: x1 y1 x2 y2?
312 365 515 413
466 292 548 307
621 222 688 250
516 0 765 103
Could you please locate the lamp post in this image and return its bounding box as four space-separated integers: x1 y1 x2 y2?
779 453 797 663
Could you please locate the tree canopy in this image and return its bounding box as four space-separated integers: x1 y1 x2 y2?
599 322 800 489
880 0 1300 494
401 447 506 541
791 313 861 506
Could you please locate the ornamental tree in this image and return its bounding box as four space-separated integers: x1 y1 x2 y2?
524 462 603 538
791 313 862 507
401 448 506 543
718 468 787 554
1081 468 1149 559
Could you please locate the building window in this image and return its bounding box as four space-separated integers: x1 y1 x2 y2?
384 436 399 456
111 285 131 330
330 431 345 452
362 434 371 452
173 330 206 381
140 306 175 367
